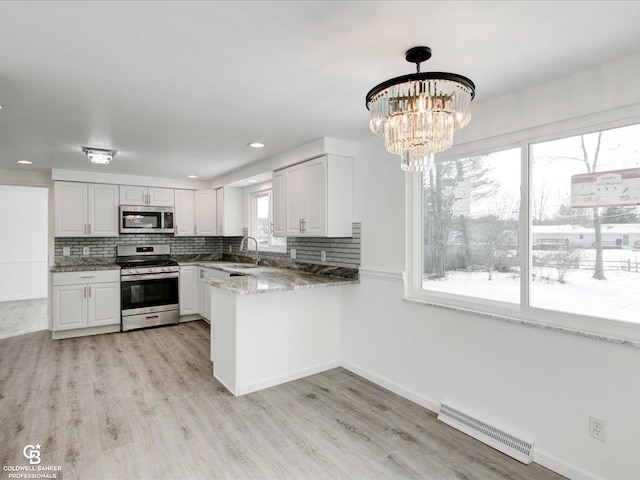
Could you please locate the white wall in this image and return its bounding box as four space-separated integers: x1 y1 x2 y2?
0 185 48 301
341 54 640 479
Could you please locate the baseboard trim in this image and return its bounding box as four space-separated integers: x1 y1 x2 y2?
340 360 440 413
0 294 47 302
238 360 341 396
52 324 120 340
341 360 598 480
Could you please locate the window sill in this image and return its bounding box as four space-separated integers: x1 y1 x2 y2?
402 295 640 349
258 246 287 254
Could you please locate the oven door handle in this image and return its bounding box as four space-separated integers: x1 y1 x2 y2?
121 272 179 282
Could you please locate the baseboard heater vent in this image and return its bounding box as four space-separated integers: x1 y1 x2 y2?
437 403 534 464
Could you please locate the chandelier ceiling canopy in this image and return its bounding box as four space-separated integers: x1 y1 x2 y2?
366 46 475 172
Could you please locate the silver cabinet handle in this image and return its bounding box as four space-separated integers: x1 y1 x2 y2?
88 286 92 298
270 223 274 234
84 224 87 235
299 219 302 234
80 276 95 279
88 224 91 235
83 286 87 298
194 225 197 235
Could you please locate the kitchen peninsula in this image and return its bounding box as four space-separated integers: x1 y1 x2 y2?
198 262 358 396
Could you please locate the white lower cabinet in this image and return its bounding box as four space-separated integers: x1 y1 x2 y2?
52 270 120 337
198 268 211 321
179 266 199 316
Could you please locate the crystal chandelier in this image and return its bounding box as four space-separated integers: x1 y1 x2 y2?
366 46 475 172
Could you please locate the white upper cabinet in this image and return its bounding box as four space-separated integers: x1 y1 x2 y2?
174 189 195 236
88 183 120 237
120 185 174 207
216 187 243 236
195 190 217 236
272 170 286 237
54 181 119 237
275 155 353 238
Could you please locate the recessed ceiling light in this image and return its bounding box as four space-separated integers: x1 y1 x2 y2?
248 142 265 148
187 175 198 178
17 160 32 165
247 179 258 184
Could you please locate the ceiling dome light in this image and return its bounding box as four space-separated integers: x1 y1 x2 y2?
82 146 116 165
17 159 32 165
248 142 265 148
366 46 475 172
187 175 198 178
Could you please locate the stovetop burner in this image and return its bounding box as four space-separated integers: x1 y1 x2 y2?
117 257 178 268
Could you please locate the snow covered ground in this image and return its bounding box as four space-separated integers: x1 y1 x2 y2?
423 264 638 324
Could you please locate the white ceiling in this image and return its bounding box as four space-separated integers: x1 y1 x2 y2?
1 1 640 181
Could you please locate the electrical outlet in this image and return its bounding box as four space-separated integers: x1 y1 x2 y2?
62 247 71 256
590 415 606 441
290 248 296 260
321 250 326 262
83 246 90 255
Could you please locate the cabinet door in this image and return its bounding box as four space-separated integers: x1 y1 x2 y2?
216 188 224 235
174 189 195 236
195 190 217 236
52 284 87 330
272 170 286 237
148 187 174 207
284 164 304 237
302 157 327 236
54 182 87 237
119 185 147 205
87 282 120 327
179 266 199 315
88 184 119 237
198 269 210 320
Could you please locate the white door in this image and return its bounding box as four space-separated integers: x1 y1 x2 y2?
174 189 195 236
272 170 286 237
195 190 217 236
284 164 304 237
88 183 119 237
302 157 327 236
148 187 174 207
179 266 199 315
87 282 120 327
54 182 87 237
52 284 87 330
119 185 147 205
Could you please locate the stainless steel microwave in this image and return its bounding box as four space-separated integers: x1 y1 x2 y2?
119 205 174 234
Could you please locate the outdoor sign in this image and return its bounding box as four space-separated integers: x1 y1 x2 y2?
570 167 640 208
453 179 471 216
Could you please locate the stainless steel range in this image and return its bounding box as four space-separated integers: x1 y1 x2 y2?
117 245 180 331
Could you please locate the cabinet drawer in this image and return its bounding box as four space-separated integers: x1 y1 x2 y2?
53 270 120 286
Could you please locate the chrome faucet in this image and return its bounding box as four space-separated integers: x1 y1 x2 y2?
239 236 260 265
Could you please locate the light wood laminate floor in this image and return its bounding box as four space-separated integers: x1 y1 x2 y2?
0 298 48 340
0 321 564 480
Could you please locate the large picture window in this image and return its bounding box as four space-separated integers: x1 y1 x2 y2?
410 121 640 340
423 148 521 304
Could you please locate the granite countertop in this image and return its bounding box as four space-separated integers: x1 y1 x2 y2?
50 258 120 273
193 261 359 295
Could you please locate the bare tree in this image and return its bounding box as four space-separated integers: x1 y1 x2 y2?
580 133 606 280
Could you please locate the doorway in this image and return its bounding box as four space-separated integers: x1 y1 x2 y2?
0 185 48 339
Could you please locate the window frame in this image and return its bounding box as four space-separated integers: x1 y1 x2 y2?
405 115 640 344
248 188 287 254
